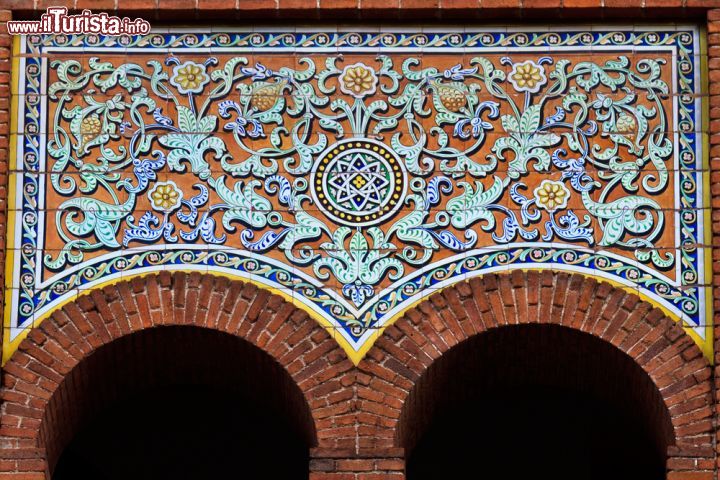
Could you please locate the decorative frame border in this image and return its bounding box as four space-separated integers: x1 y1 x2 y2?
3 26 712 364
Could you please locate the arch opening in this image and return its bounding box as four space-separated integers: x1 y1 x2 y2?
400 324 673 480
45 326 315 480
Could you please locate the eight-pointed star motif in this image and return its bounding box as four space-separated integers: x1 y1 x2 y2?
327 153 391 212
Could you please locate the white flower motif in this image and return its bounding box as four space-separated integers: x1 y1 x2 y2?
339 63 379 98
509 60 547 94
148 181 183 213
533 180 570 212
170 61 210 95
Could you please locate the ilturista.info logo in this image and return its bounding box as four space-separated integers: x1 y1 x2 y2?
7 7 151 35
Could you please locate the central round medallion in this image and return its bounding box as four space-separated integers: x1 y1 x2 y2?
312 139 406 227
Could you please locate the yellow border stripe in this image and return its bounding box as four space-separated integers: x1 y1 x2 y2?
699 26 715 364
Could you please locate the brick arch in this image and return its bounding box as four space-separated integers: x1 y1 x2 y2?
0 271 355 478
357 271 713 476
0 270 714 479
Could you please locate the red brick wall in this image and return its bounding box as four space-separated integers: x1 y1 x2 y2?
710 8 720 480
0 12 11 423
1 3 720 480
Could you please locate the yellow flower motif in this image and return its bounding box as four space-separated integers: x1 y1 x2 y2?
616 114 637 133
352 176 367 189
339 63 378 98
534 180 570 212
509 61 547 93
149 181 183 212
171 61 209 94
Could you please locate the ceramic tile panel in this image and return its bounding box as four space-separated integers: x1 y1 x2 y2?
4 27 711 364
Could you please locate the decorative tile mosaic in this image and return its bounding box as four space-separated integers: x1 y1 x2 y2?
4 27 712 363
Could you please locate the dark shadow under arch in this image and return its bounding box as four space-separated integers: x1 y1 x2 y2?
46 325 316 480
400 324 673 480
